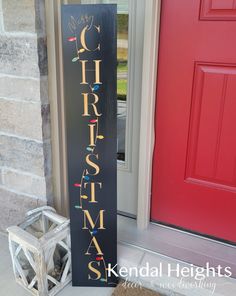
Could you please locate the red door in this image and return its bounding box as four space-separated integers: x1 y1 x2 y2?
151 0 236 242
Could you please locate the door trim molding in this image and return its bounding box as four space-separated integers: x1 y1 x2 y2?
45 0 69 217
137 0 162 229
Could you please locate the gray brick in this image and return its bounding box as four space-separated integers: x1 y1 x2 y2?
41 104 51 140
40 75 49 104
43 140 52 177
2 0 36 32
37 36 48 76
0 0 4 32
45 175 53 205
2 168 47 200
0 34 39 78
0 135 45 176
0 75 41 102
0 99 43 140
35 0 46 36
0 187 46 232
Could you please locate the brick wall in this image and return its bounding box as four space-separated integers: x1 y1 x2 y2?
0 0 52 231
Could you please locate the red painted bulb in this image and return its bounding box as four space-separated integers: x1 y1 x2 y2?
68 37 76 42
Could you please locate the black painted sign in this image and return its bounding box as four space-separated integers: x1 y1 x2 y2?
61 4 117 287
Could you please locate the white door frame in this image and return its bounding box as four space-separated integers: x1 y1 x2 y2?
137 0 161 229
45 0 161 223
45 0 70 217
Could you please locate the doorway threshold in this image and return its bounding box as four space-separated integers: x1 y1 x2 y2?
117 215 236 295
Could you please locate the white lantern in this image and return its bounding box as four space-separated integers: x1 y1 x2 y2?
7 206 71 296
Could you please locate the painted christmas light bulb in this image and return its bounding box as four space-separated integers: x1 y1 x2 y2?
90 119 97 123
67 36 77 42
78 48 85 54
92 84 100 91
90 229 98 235
81 195 88 199
72 57 79 62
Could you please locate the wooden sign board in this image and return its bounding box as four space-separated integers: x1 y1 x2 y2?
61 4 117 287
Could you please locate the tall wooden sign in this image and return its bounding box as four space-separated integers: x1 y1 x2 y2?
61 4 117 287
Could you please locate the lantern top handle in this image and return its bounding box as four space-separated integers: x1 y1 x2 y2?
26 206 56 217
